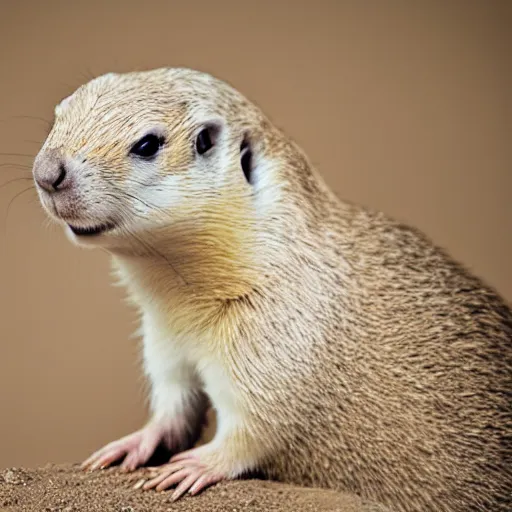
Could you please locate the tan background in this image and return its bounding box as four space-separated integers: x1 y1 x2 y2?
0 0 510 469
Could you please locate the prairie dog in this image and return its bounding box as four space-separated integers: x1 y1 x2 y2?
32 68 511 511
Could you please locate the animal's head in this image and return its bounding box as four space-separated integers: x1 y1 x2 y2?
32 68 282 253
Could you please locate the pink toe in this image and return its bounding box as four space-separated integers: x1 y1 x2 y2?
171 470 203 501
170 447 201 463
143 471 169 491
190 473 222 495
156 468 192 492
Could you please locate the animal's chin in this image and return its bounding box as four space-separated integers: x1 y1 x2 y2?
68 221 116 237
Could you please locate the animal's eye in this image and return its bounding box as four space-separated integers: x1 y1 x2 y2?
130 134 164 158
196 127 213 155
240 136 253 184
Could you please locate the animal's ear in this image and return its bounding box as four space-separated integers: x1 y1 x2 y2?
240 134 253 184
55 93 75 117
195 123 221 156
55 73 117 117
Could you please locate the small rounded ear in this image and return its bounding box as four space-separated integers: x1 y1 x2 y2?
240 135 253 184
196 123 221 155
55 93 75 117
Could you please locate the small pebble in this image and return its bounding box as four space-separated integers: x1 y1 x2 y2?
132 479 146 490
3 469 22 485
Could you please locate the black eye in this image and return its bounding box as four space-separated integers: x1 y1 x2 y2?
196 127 213 155
130 134 164 158
240 136 253 184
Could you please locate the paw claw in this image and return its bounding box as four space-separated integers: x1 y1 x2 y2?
132 478 146 490
143 463 190 491
140 453 224 501
189 474 209 496
81 426 166 473
170 470 203 501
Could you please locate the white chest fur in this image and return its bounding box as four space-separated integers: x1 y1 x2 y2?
141 305 249 452
113 255 256 465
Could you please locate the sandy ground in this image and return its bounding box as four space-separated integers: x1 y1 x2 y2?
0 465 391 512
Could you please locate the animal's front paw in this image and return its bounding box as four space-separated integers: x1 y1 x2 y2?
81 420 178 473
142 445 229 501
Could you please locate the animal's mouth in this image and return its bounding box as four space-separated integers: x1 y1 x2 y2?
68 222 116 237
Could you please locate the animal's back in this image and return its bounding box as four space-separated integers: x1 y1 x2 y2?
258 196 512 512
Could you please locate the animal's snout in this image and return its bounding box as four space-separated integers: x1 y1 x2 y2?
34 159 69 193
32 150 83 220
33 150 101 224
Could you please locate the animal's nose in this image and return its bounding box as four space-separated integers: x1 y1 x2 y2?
34 162 68 193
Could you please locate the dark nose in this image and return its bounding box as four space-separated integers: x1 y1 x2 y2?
35 163 68 193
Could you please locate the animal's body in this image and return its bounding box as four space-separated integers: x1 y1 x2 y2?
32 68 511 511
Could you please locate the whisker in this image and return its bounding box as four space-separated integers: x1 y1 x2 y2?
84 67 97 81
0 164 32 174
0 163 32 168
103 195 172 233
3 185 36 233
9 115 52 127
76 68 97 84
119 191 171 220
0 177 34 191
57 80 80 94
42 216 55 231
108 202 188 286
118 190 156 212
123 226 189 287
0 152 35 158
111 183 176 220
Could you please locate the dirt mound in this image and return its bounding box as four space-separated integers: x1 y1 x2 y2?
0 464 390 512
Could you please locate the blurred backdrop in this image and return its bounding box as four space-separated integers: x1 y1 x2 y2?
0 0 510 468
